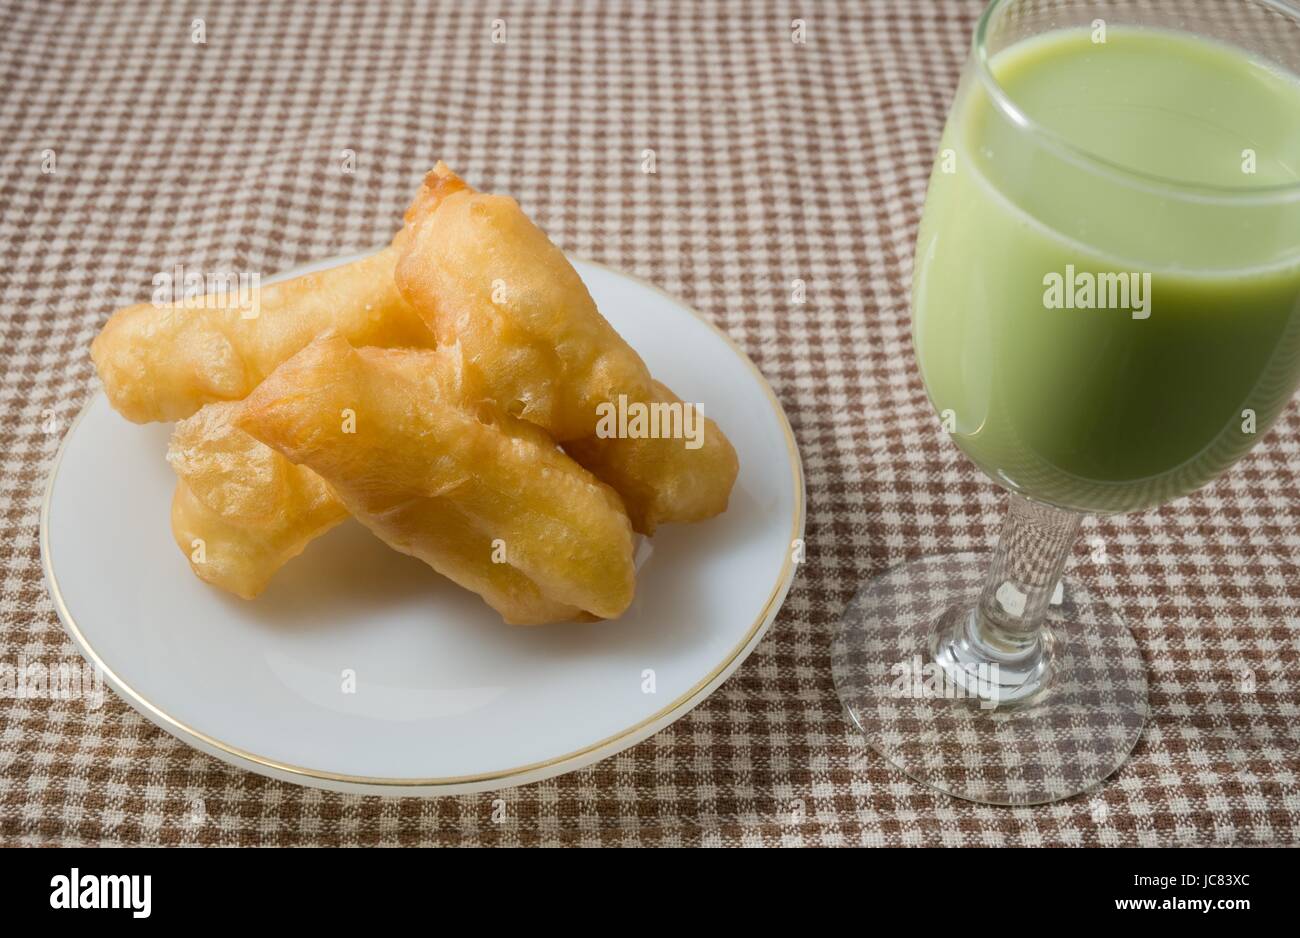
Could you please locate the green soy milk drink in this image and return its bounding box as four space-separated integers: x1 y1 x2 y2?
913 27 1300 513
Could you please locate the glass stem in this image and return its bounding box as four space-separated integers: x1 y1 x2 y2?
933 493 1081 706
975 493 1081 658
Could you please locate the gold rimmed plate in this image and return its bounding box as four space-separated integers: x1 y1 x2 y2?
41 253 805 796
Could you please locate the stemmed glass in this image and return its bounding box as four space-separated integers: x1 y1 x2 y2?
833 0 1300 804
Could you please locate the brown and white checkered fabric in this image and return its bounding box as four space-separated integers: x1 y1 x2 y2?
2 0 1297 846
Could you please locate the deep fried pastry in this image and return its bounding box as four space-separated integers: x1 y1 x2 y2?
394 164 653 439
167 401 348 599
564 381 739 533
163 347 489 600
237 333 637 624
92 246 432 423
394 163 738 532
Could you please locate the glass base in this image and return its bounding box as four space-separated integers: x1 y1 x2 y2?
832 552 1147 805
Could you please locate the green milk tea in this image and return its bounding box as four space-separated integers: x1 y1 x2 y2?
913 27 1300 513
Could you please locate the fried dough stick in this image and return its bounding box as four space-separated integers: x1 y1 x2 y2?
237 333 637 624
563 380 742 534
164 347 483 600
167 401 349 599
92 245 432 423
394 163 738 533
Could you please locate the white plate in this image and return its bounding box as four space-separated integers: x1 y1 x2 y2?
41 254 804 796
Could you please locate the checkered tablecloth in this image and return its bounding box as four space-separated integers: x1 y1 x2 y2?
2 0 1297 847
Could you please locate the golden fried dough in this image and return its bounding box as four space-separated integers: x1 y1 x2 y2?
162 345 562 601
167 401 349 599
237 333 637 624
394 163 653 439
564 381 739 533
394 162 738 532
92 246 432 423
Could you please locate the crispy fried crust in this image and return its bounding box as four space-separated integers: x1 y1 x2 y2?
161 345 571 601
236 333 637 624
395 181 653 439
167 401 349 599
564 381 739 533
92 246 433 423
394 164 738 532
402 161 470 229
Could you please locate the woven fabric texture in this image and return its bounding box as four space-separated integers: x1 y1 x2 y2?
1 0 1297 846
